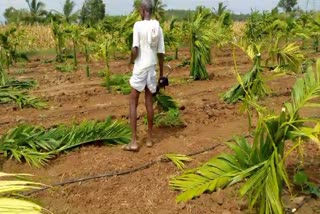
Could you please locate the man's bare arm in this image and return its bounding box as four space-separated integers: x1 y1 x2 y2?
130 47 139 64
157 53 164 78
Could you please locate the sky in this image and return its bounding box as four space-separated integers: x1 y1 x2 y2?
0 0 318 22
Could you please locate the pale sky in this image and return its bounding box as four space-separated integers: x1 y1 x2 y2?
0 0 318 22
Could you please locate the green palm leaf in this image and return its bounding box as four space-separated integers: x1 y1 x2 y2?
285 59 320 117
170 137 253 202
223 54 267 104
0 118 131 167
165 154 192 170
0 89 46 109
154 93 178 112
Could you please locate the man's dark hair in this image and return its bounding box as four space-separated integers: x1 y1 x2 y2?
141 0 154 13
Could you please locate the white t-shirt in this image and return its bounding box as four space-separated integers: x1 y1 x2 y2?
132 19 165 73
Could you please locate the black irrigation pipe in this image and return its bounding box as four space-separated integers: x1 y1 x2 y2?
24 134 309 213
25 135 253 196
25 140 234 196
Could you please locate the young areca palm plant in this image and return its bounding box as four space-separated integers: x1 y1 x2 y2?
189 7 213 80
170 60 320 213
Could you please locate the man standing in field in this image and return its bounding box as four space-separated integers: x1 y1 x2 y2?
123 0 165 152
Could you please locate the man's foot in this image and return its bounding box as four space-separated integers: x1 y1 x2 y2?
146 139 153 148
122 143 139 152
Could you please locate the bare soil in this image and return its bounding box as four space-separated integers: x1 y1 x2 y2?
0 47 319 214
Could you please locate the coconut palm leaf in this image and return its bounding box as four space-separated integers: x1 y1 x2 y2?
0 118 131 167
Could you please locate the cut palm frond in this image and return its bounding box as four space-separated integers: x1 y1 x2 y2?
170 137 253 202
0 79 37 90
165 154 192 170
103 74 131 95
154 92 178 112
0 89 46 109
0 118 131 167
154 108 184 128
223 54 268 104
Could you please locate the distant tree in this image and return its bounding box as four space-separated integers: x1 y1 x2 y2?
277 0 298 12
62 0 79 23
3 7 29 24
213 2 227 16
133 0 166 21
153 0 167 21
51 0 79 23
80 0 105 25
25 0 47 24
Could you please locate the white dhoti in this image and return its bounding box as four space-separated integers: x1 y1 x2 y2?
129 65 157 94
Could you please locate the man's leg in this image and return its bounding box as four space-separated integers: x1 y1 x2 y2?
125 88 140 150
145 86 154 147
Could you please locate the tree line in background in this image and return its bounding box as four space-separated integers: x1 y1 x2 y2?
2 0 306 25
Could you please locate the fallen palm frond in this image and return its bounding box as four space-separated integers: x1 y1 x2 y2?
223 54 267 104
103 74 131 95
165 154 192 170
0 62 43 108
154 92 178 112
0 118 131 167
154 108 184 128
0 89 46 109
0 172 48 213
0 79 37 90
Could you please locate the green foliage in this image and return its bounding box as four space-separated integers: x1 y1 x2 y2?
277 0 298 13
154 108 184 128
165 154 192 170
104 74 132 95
0 89 46 109
266 41 305 73
153 93 178 112
80 0 105 26
223 54 267 104
3 7 30 24
189 7 213 80
62 0 79 23
55 63 74 72
0 172 47 213
293 171 320 198
25 0 48 24
171 60 320 213
0 118 131 167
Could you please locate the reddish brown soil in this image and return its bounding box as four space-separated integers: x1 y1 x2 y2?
0 47 319 214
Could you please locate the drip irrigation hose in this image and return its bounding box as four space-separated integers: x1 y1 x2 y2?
25 134 310 212
26 138 238 196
